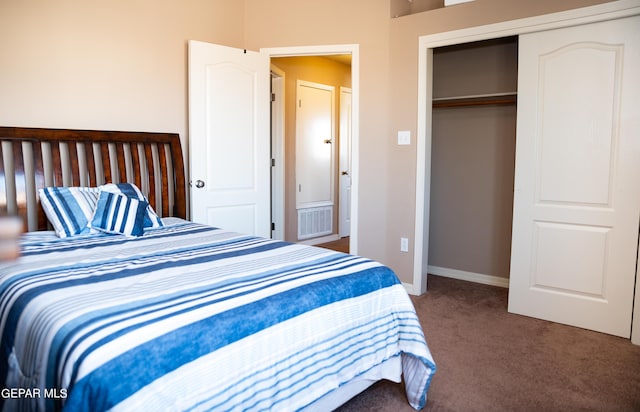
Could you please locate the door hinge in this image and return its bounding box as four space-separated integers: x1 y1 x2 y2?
271 158 276 167
271 93 275 102
271 222 275 231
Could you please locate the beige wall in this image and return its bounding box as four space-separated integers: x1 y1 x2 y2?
0 0 245 154
245 0 394 264
271 56 351 243
0 0 615 285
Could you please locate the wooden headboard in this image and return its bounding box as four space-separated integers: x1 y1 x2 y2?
0 126 186 232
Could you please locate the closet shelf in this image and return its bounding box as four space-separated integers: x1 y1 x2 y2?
432 92 517 108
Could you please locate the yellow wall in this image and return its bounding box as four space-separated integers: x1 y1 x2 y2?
0 0 615 284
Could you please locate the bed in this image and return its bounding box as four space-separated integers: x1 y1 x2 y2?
0 126 436 411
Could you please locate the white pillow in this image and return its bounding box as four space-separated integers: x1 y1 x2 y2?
89 191 147 237
99 183 164 228
39 187 100 238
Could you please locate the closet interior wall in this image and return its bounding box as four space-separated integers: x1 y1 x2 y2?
428 36 518 283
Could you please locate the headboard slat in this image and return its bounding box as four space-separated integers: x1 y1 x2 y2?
32 141 47 230
143 143 157 215
158 144 170 217
131 143 142 190
115 143 126 183
51 142 63 186
100 142 112 184
12 142 28 226
0 127 186 232
85 142 97 187
68 141 81 186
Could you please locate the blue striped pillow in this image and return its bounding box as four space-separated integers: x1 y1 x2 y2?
89 191 147 237
39 187 100 238
99 183 163 228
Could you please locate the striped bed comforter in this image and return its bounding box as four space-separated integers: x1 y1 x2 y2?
0 219 436 411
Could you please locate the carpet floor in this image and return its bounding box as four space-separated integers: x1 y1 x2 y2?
336 275 640 412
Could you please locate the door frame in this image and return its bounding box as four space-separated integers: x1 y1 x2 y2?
262 44 360 254
270 64 286 241
339 86 352 238
414 1 640 342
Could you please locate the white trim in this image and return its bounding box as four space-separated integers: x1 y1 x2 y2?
414 0 640 341
298 233 340 246
412 45 432 295
270 64 286 240
338 86 353 238
633 248 640 345
428 266 510 288
402 282 418 296
419 0 640 49
262 44 360 254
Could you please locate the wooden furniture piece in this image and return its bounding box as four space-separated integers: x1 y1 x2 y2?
0 127 186 232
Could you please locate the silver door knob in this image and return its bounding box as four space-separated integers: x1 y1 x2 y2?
194 180 205 188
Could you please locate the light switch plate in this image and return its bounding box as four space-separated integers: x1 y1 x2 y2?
398 130 410 145
400 237 409 252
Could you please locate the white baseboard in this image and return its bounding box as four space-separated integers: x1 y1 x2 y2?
427 265 510 288
298 234 340 246
402 282 418 295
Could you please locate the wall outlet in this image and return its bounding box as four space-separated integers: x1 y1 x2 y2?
400 237 409 252
397 130 410 145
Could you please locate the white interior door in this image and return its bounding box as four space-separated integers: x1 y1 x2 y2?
295 81 335 209
188 40 271 238
339 87 352 238
508 16 640 338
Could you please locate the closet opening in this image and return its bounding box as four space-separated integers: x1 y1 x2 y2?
427 35 518 289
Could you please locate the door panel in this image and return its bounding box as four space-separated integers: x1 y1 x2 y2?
188 40 270 237
537 43 618 205
508 16 640 338
295 81 334 208
206 64 258 191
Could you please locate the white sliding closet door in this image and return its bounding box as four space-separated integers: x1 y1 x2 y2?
508 16 640 338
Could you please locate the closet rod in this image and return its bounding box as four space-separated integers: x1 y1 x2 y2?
432 96 516 108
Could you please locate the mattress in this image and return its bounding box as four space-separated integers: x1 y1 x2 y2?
0 218 436 411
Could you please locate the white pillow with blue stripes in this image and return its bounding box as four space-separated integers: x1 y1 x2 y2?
99 183 163 228
89 191 147 237
39 187 100 238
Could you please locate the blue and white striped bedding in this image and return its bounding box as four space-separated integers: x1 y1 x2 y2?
0 219 436 411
